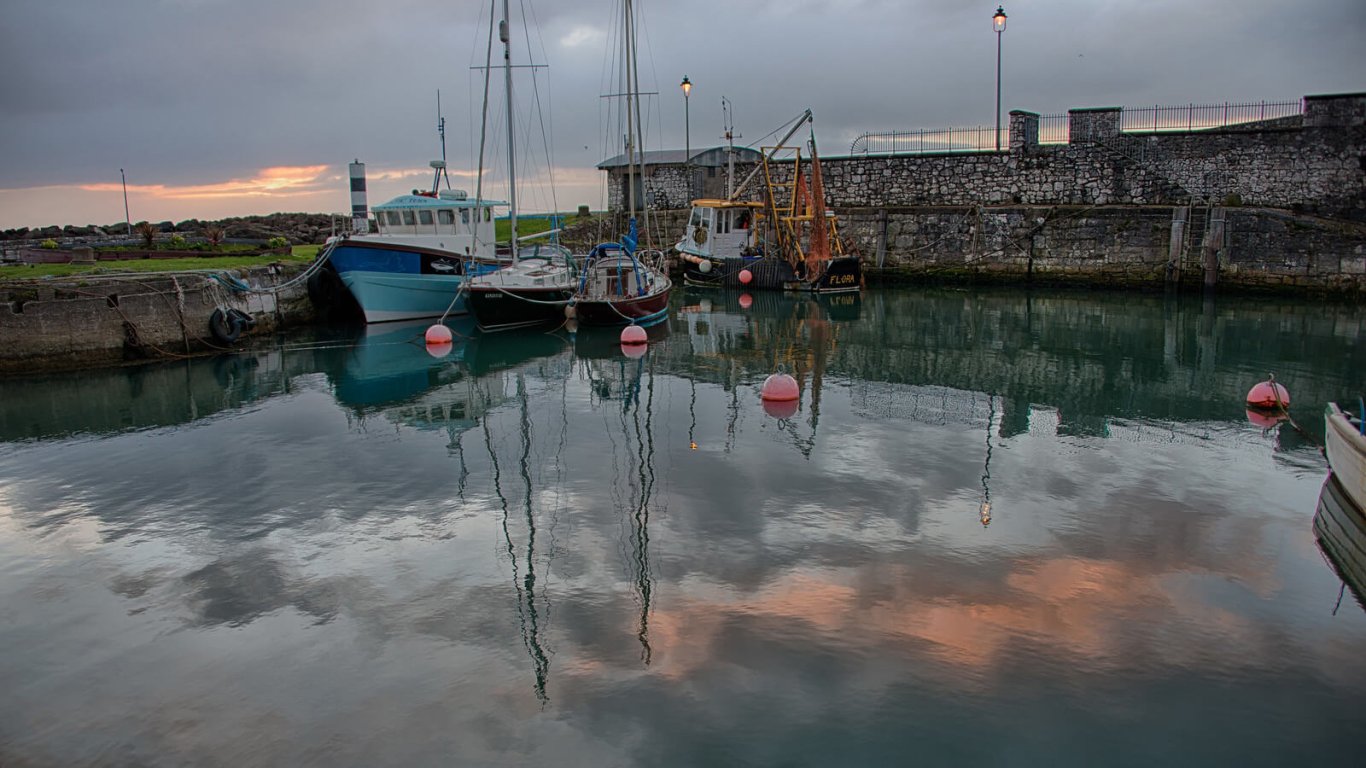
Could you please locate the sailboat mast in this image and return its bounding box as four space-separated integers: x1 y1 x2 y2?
623 0 636 220
629 1 648 239
501 0 518 252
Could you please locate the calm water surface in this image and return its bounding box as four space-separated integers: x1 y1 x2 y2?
1 287 1364 766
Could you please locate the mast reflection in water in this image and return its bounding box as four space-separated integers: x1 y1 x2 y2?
1 286 1365 766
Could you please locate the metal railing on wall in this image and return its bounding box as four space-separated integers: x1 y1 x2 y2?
1120 100 1302 134
850 99 1303 153
849 126 1006 156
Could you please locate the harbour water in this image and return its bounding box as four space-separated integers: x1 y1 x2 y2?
2 286 1364 766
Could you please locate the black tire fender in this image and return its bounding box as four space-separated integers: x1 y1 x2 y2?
209 308 245 345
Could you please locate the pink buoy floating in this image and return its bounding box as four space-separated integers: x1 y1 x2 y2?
621 342 647 359
763 398 800 420
620 325 648 346
425 341 453 359
761 372 799 402
738 269 753 285
738 293 753 309
1246 408 1286 430
425 324 453 344
1246 379 1290 409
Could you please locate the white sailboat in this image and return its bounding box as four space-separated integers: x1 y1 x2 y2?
465 0 580 331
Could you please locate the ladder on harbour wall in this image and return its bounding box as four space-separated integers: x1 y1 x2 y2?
1168 203 1223 287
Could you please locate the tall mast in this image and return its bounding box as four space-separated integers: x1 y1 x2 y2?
629 0 647 237
623 0 636 220
501 0 518 252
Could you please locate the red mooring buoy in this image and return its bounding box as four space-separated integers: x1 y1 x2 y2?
763 398 800 420
620 325 647 346
1246 379 1290 410
425 324 453 344
1246 408 1285 429
738 269 754 285
761 372 799 402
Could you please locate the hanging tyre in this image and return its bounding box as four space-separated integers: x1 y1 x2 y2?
307 266 343 307
209 308 246 345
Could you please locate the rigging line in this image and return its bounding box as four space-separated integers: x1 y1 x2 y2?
519 0 560 222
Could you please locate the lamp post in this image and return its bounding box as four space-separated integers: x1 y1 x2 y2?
680 75 692 198
993 6 1007 152
120 168 131 236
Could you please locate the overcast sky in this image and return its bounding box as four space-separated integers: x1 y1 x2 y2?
1 0 1362 230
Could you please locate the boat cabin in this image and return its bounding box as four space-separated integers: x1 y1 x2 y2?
371 189 506 243
675 200 765 260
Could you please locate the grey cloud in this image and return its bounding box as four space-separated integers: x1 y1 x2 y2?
1 1 1363 209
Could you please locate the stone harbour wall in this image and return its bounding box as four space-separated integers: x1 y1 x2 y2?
756 93 1365 219
832 204 1366 294
0 264 314 374
727 92 1366 292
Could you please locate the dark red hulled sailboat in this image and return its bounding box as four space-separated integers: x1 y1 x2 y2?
570 219 671 327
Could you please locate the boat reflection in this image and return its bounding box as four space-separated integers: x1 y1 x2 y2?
1313 473 1366 615
480 372 557 704
574 338 659 661
324 317 475 412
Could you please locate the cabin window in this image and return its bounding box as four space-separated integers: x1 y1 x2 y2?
708 167 717 177
402 210 417 226
418 210 434 226
438 210 455 226
460 210 471 226
385 211 401 226
483 208 492 222
689 208 705 228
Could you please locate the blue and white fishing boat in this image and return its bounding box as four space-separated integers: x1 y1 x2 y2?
326 189 510 323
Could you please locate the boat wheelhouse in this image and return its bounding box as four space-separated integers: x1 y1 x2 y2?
326 189 510 323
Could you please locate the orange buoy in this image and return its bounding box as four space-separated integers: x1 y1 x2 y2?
738 293 753 309
1246 379 1290 409
620 325 647 345
425 324 453 344
738 269 753 285
761 372 799 402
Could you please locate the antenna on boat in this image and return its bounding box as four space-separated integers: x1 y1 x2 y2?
431 90 453 191
722 97 741 199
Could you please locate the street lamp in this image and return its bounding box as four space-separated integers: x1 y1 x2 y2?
993 6 1007 152
120 168 131 236
680 76 692 197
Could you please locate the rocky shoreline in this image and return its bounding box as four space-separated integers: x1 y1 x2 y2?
1 212 347 251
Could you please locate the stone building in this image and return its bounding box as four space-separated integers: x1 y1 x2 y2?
598 146 763 212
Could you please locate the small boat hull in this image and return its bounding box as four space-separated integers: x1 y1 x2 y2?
467 286 574 331
1326 403 1366 511
683 254 861 293
573 288 671 326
